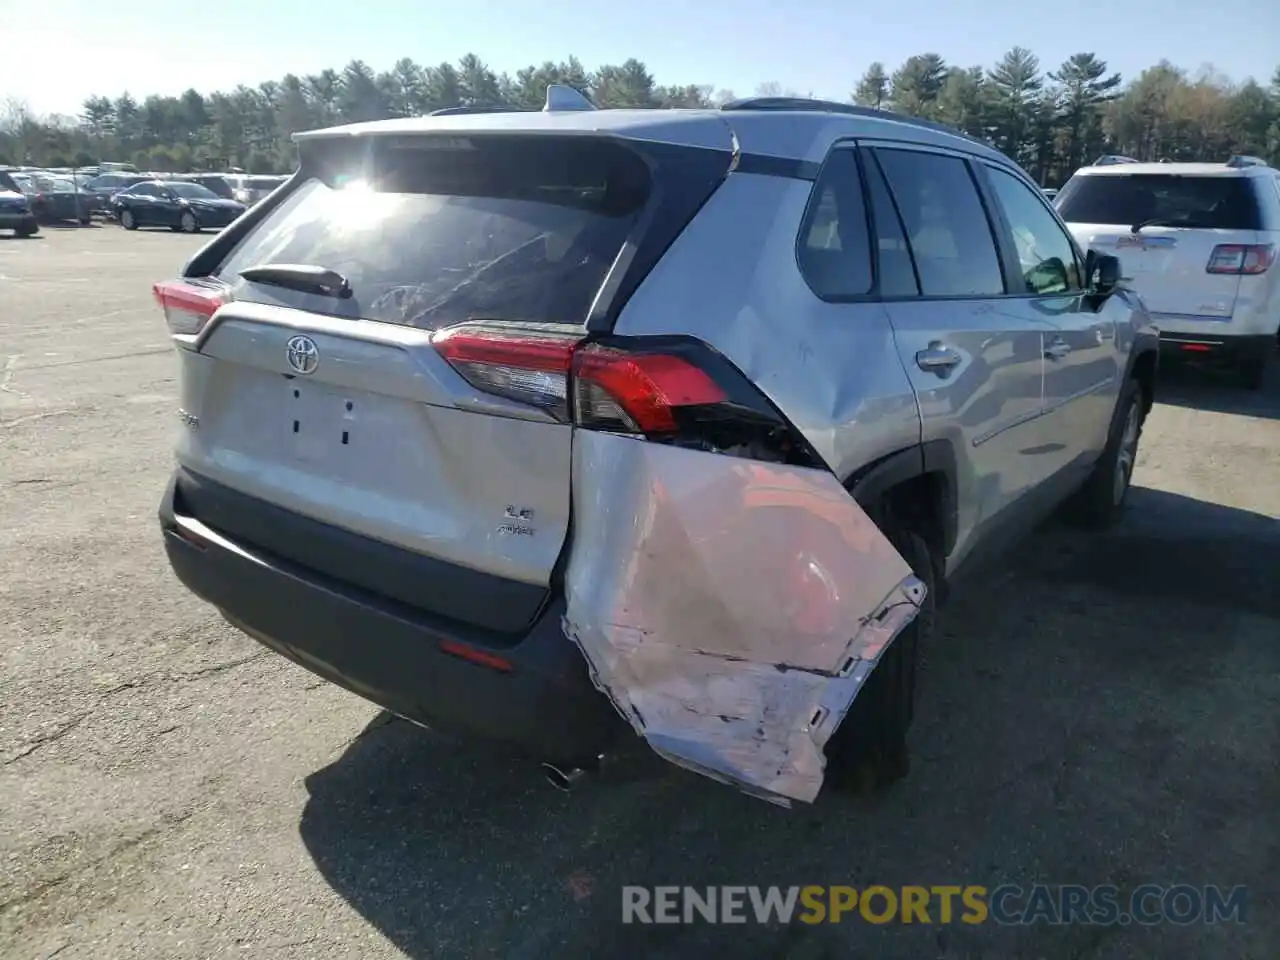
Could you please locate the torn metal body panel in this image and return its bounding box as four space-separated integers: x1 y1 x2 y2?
562 432 927 806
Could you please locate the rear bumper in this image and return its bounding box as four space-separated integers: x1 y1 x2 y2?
1158 331 1274 367
158 472 623 765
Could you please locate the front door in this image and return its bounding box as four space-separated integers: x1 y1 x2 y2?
978 162 1122 473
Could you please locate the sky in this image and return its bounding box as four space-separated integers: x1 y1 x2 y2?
1 0 1277 118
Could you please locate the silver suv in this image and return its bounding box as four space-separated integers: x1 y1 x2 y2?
157 90 1158 806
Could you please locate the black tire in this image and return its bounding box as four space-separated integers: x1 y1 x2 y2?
78 215 91 226
179 210 199 233
1239 353 1269 391
119 208 138 230
1066 377 1145 529
824 520 935 795
16 224 38 238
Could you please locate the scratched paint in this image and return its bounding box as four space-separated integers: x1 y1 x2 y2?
562 432 926 806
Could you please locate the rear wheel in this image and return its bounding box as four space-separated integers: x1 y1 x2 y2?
119 208 137 230
15 223 38 238
824 518 935 795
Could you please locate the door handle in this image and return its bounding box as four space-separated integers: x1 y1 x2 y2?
915 342 962 375
1045 337 1072 361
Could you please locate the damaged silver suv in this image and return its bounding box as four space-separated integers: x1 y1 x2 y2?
157 89 1158 806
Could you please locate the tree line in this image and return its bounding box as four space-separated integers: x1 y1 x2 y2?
2 50 1278 185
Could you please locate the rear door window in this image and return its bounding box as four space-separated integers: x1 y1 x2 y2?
1055 174 1262 230
872 148 1006 297
796 149 873 298
215 136 650 330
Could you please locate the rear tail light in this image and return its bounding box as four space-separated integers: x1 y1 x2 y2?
153 278 228 336
1206 243 1275 275
432 325 821 466
431 326 577 418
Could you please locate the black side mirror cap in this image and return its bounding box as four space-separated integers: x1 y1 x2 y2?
1087 250 1121 295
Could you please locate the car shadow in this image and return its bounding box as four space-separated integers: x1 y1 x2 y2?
0 234 42 241
298 486 1279 959
1156 353 1280 420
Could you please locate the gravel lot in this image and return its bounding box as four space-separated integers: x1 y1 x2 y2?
2 225 1278 959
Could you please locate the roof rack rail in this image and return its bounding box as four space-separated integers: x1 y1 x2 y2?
719 97 991 148
1091 155 1140 166
1225 155 1267 169
429 104 522 116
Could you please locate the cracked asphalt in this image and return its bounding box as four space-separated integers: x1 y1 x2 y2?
2 226 1278 959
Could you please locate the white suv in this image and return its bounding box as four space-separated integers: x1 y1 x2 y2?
1056 156 1280 389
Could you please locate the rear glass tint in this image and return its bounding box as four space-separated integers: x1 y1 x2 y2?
1055 174 1261 230
216 136 651 329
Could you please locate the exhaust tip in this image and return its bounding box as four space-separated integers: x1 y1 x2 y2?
541 762 586 792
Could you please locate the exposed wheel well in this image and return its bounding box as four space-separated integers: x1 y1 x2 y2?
1131 349 1157 414
861 471 950 605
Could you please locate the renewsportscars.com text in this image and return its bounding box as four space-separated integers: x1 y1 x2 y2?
621 884 1247 926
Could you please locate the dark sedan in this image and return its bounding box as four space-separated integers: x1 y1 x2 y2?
112 180 246 232
36 176 94 224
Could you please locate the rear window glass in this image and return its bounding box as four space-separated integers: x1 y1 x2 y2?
216 136 650 329
247 177 283 190
1055 174 1261 230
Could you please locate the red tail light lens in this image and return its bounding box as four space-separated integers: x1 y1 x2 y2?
1206 243 1275 275
431 327 726 434
154 278 228 336
433 326 821 465
572 344 726 433
431 326 577 418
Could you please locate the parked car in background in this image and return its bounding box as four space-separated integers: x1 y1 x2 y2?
112 179 246 232
224 174 288 206
83 172 151 215
5 172 92 224
0 170 38 236
1056 155 1280 389
179 173 237 200
36 176 94 224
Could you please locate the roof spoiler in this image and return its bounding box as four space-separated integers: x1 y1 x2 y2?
1226 155 1267 169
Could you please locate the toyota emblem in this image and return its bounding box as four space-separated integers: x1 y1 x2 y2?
286 335 320 375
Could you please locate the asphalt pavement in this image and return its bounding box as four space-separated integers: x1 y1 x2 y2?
2 225 1278 959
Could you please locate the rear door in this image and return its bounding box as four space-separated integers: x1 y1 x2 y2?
175 134 655 632
1056 171 1262 325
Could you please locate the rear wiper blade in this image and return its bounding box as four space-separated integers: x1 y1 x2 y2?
239 263 352 299
1130 217 1207 233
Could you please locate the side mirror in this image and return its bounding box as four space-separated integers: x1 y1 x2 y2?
1088 251 1121 295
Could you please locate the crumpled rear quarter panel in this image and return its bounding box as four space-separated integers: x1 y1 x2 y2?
562 432 926 805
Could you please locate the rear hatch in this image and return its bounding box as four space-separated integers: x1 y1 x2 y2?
168 134 665 634
1057 171 1263 324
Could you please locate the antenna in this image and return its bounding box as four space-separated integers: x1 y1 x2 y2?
543 84 596 112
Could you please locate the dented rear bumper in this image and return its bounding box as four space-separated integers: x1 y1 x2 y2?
562 434 926 806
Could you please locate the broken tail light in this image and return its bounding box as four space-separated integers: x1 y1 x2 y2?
154 278 229 336
432 325 822 467
1206 243 1276 275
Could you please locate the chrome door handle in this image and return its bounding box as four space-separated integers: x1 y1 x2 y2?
1045 337 1072 361
915 342 962 375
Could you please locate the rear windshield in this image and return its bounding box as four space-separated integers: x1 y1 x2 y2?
1055 173 1261 230
247 177 283 190
215 136 649 329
